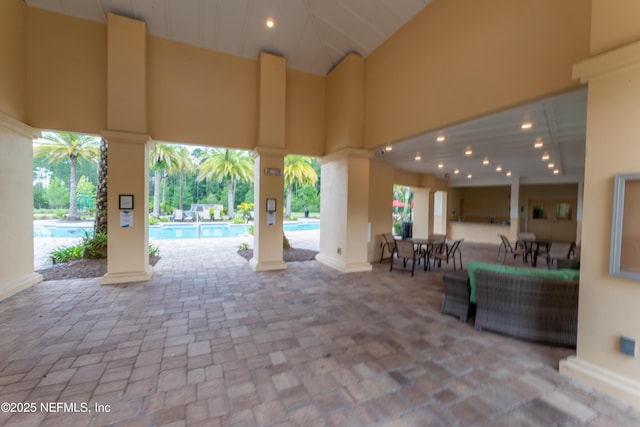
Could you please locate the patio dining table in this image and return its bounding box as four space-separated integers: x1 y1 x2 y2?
412 237 447 271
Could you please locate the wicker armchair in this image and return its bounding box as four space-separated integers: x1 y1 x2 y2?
441 271 472 322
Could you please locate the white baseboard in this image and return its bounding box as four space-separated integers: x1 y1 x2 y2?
560 356 640 410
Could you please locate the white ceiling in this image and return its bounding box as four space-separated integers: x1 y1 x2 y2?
24 0 431 76
25 0 587 186
375 88 588 187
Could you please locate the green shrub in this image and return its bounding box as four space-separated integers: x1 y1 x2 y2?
149 217 160 226
82 232 107 259
237 242 249 251
160 217 169 223
231 215 246 224
248 225 254 235
393 222 402 235
50 244 84 264
149 241 160 257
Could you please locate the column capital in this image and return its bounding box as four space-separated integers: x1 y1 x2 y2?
0 112 39 139
320 147 373 164
574 38 640 83
252 146 288 159
101 130 151 144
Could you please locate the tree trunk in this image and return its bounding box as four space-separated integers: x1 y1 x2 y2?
286 185 293 218
153 169 161 217
402 187 411 218
68 155 80 220
179 172 184 211
227 180 235 217
94 138 108 235
162 170 168 207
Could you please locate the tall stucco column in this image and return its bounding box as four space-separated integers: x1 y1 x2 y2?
0 113 42 300
101 13 150 284
250 52 287 271
559 38 640 408
317 148 372 273
101 131 152 285
509 176 521 240
250 147 287 272
412 188 434 239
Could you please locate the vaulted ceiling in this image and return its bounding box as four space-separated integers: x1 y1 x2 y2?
25 0 431 76
25 0 586 186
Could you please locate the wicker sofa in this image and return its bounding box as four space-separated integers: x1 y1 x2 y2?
466 261 580 347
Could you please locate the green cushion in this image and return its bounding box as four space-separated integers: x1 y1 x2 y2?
466 260 580 303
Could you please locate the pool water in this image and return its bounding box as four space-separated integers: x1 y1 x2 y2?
34 221 320 240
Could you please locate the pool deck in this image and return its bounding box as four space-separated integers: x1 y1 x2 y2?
33 220 320 270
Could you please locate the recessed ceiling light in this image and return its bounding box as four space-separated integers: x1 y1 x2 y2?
454 169 460 174
265 18 276 28
534 140 544 149
521 122 533 129
415 153 421 161
467 173 473 179
548 162 555 168
506 171 512 177
385 145 392 151
483 157 490 165
496 165 502 172
437 162 444 169
465 148 473 156
542 153 550 160
436 135 445 142
553 169 560 175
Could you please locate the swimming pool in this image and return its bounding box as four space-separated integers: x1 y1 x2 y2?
34 221 320 240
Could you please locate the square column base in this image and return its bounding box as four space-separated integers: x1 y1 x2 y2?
101 266 153 285
0 273 42 302
249 258 287 272
316 254 372 273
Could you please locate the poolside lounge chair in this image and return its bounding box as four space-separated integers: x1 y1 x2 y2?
200 209 211 222
173 209 184 222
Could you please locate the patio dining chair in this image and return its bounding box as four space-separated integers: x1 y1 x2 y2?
380 232 398 263
547 242 575 269
390 239 418 276
432 239 464 271
496 233 528 264
516 232 536 262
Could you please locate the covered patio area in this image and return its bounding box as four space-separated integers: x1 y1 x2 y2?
2 239 639 426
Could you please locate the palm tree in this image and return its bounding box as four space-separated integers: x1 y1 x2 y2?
149 143 178 217
34 132 100 221
284 155 318 218
173 147 195 211
94 138 108 234
197 149 253 217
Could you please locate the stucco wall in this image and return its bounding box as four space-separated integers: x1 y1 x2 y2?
0 116 42 299
0 0 26 122
26 8 107 134
364 0 591 149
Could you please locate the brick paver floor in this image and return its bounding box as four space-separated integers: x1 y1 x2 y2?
8 233 640 426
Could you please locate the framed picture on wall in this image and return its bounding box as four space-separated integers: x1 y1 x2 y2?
610 174 640 280
556 203 572 220
532 204 545 219
119 194 134 210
